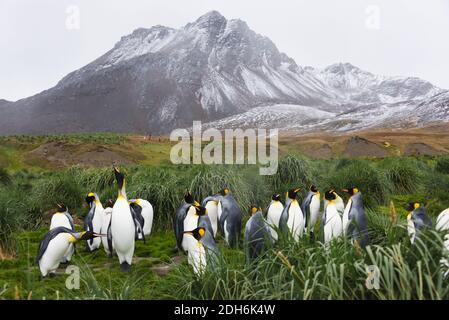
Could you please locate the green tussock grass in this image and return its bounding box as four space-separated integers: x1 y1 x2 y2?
1 140 449 300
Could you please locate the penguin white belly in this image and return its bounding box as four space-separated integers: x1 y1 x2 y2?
205 201 218 237
407 215 416 244
335 198 345 214
111 199 135 264
287 202 304 241
89 207 104 250
217 201 223 221
185 236 206 276
309 196 321 231
182 212 199 251
141 201 154 236
342 198 352 236
436 209 449 232
50 214 71 230
101 211 113 254
324 205 343 244
39 234 70 276
222 220 231 244
267 202 283 241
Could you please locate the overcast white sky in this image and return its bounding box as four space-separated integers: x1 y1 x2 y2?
1 0 448 101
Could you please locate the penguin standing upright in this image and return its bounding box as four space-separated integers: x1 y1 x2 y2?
101 199 114 257
183 227 207 276
342 188 369 248
407 202 432 244
129 198 154 237
436 208 449 232
202 196 219 237
301 186 321 235
279 188 305 241
174 191 200 252
36 227 98 277
84 192 104 251
322 190 343 244
332 190 345 214
181 205 207 253
49 203 75 263
244 206 272 264
111 167 135 272
266 194 284 241
217 188 242 248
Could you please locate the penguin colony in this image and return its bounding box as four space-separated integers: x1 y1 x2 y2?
36 168 449 277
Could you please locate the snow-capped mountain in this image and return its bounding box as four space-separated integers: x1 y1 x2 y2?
0 11 446 135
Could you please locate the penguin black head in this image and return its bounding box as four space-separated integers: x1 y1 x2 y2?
287 188 300 199
104 199 114 208
184 191 200 206
342 187 359 196
113 166 125 190
220 188 230 196
324 190 336 201
194 205 207 216
406 202 421 211
249 205 261 215
310 185 318 193
272 194 281 201
78 231 101 241
56 203 67 213
184 227 206 241
184 191 194 204
85 193 96 206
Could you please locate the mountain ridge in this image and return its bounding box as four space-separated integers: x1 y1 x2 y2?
0 10 446 136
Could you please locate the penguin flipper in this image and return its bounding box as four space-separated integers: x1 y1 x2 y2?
36 227 73 264
107 219 113 255
65 212 75 231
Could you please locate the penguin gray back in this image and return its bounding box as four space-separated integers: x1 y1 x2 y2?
347 192 369 248
244 209 272 263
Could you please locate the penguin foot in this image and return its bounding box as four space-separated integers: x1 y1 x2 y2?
120 262 131 273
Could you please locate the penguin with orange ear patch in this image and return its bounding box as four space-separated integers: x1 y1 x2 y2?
406 202 432 244
244 206 272 264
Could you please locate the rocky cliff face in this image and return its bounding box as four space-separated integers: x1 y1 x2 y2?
0 11 446 135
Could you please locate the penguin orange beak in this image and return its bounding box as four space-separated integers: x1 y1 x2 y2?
93 233 107 237
294 188 300 193
183 231 193 235
193 201 200 206
341 189 349 193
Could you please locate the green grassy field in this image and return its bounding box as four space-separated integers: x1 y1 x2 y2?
1 134 449 300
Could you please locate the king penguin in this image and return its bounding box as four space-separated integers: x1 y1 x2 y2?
129 198 154 237
244 206 272 264
111 166 135 272
174 191 200 252
322 190 343 244
301 185 321 235
341 187 369 248
407 202 432 244
279 188 305 241
217 188 243 248
49 203 75 263
183 227 207 276
181 205 207 253
266 194 284 241
436 207 449 232
202 195 219 237
101 199 114 257
84 192 104 251
36 227 99 277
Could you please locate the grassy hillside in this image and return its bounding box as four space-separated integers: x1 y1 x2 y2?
1 134 449 299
